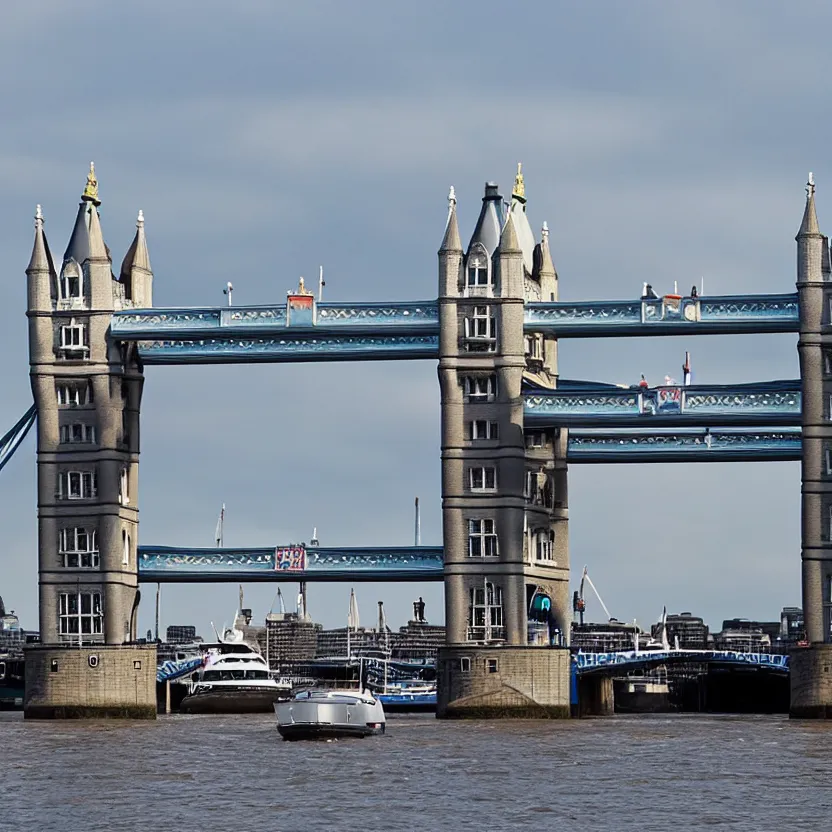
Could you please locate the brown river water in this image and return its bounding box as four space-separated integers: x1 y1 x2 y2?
2 712 831 832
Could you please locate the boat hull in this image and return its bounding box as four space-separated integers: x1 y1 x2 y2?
180 688 289 714
275 694 386 741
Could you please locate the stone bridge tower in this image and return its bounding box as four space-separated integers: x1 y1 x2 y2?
436 169 571 718
23 165 156 718
792 175 832 718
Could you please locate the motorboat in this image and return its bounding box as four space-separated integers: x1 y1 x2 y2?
179 626 292 714
275 688 386 741
377 681 436 712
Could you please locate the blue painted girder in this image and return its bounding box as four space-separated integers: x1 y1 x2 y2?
566 428 802 463
112 302 440 364
137 544 445 582
524 293 798 337
524 380 801 428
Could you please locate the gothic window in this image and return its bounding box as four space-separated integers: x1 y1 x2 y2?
524 334 542 361
57 470 97 500
468 582 504 642
468 519 498 557
59 528 99 568
122 530 130 565
826 447 832 476
462 375 497 403
58 591 103 641
468 420 498 440
59 261 83 305
59 423 96 444
469 467 497 492
463 306 496 351
56 380 93 407
525 432 545 448
58 318 89 357
119 468 130 505
465 247 492 296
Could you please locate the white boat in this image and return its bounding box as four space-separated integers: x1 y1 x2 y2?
180 626 292 714
275 688 386 741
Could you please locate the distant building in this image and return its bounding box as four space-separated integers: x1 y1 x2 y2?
572 620 640 653
779 607 804 645
713 621 771 653
265 612 321 670
165 625 198 644
653 612 709 650
390 620 445 661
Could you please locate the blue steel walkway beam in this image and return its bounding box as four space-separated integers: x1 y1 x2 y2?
574 650 789 674
137 545 445 582
566 428 802 463
524 293 799 337
524 380 801 428
111 302 440 364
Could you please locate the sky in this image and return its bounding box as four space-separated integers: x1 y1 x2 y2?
0 1 828 638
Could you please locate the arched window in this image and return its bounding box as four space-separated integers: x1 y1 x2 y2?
59 260 84 306
119 467 129 505
122 530 130 565
464 244 492 297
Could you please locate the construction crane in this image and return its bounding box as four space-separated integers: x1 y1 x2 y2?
572 566 614 625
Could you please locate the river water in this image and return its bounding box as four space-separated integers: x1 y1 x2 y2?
3 712 831 831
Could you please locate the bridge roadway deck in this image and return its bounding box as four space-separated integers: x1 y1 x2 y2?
137 545 445 582
574 649 790 674
566 428 801 462
525 380 801 428
109 293 798 364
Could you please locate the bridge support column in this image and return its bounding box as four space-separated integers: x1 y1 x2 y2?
576 675 614 717
436 179 570 718
794 177 832 717
24 173 156 719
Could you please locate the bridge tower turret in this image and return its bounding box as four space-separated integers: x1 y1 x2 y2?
436 177 571 718
792 173 832 717
23 165 156 719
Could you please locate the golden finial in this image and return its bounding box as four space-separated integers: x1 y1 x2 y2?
512 162 525 201
81 161 100 205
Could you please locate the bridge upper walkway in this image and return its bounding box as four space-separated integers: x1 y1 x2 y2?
138 544 445 582
109 292 798 364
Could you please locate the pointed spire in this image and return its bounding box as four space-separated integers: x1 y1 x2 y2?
537 221 556 276
85 196 108 260
81 161 100 206
798 172 821 237
27 204 54 274
466 182 503 257
499 210 521 253
440 186 462 252
512 162 526 203
120 209 152 280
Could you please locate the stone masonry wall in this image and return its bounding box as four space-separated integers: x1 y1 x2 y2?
24 644 157 719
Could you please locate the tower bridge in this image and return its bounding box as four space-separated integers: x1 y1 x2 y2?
7 162 832 719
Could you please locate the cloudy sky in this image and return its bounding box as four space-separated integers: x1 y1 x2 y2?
0 1 827 637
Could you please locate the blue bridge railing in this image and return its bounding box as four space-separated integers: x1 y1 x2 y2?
138 544 445 582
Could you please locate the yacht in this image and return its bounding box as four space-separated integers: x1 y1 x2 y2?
180 626 292 714
275 688 386 741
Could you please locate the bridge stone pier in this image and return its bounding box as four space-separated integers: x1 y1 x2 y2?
24 165 156 718
436 173 571 718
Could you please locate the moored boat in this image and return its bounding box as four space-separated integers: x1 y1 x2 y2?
179 627 292 715
275 688 386 741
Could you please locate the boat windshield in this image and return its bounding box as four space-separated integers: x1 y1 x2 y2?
202 669 269 681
